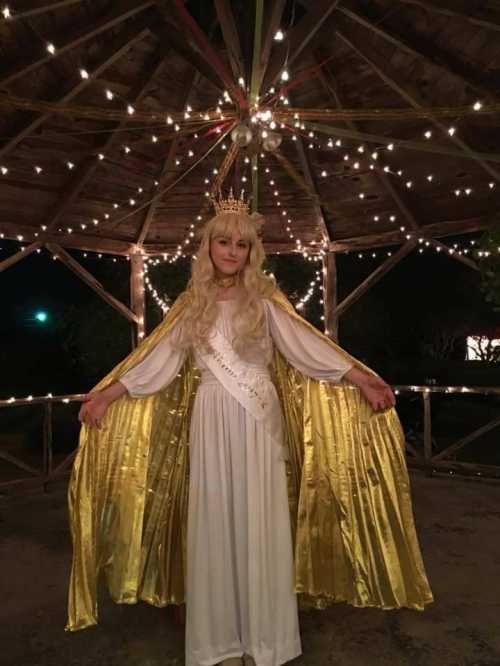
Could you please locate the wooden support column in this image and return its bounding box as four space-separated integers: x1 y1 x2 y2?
423 391 433 463
322 252 339 341
130 252 146 348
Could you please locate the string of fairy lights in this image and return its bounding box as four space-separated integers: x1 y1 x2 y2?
1 11 499 310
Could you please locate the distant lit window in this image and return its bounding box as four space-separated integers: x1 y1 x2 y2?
466 336 500 361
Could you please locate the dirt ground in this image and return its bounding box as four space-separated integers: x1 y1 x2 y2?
1 470 499 666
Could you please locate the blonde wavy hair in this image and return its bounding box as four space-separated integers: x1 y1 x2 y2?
173 211 276 358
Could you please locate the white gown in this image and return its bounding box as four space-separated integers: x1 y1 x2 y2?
119 298 354 666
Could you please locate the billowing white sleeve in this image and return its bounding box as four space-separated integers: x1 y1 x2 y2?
119 318 187 398
265 299 355 383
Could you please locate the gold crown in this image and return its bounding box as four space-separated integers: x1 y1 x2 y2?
212 188 250 215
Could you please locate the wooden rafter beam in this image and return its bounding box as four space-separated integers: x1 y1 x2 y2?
0 241 42 273
45 242 138 323
396 0 500 33
1 214 491 257
1 1 82 21
257 0 287 96
328 216 494 252
334 19 500 183
0 0 154 88
314 59 419 237
262 1 340 92
0 222 134 255
0 19 150 161
301 120 500 164
167 0 247 108
339 4 497 99
43 46 169 234
336 239 418 316
290 137 330 243
214 0 245 84
249 0 265 108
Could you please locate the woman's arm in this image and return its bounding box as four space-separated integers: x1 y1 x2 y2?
77 381 128 429
266 300 395 412
344 366 396 411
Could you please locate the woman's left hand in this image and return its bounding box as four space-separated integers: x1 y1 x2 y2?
359 375 396 412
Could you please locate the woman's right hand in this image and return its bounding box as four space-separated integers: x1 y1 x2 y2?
77 392 111 429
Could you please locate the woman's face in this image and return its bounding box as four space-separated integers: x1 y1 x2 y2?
210 232 250 277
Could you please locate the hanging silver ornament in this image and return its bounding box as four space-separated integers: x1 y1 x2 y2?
231 123 253 147
262 130 282 152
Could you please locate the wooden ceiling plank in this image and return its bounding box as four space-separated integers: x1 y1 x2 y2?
45 242 138 322
396 0 500 33
335 21 500 183
0 20 150 162
136 69 199 245
339 5 496 100
43 47 169 235
314 58 421 236
0 0 154 88
149 19 223 92
214 0 245 84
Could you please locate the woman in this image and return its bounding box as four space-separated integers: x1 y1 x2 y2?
70 201 433 666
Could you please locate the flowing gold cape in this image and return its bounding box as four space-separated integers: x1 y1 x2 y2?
66 288 433 631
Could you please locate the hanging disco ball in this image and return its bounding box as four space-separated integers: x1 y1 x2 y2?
262 130 282 152
231 123 253 147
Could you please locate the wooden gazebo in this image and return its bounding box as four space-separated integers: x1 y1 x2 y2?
1 0 500 486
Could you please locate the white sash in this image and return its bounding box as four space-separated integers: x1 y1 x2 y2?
197 324 289 460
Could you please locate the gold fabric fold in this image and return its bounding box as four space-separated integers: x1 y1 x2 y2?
66 289 433 632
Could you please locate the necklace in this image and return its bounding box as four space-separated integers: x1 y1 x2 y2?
214 275 237 289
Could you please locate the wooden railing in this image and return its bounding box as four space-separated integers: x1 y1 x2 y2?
1 385 499 490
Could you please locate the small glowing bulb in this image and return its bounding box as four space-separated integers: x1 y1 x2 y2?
46 42 56 55
127 104 135 115
79 68 89 79
105 89 114 100
35 165 43 174
2 6 11 18
473 101 483 111
448 126 456 136
274 29 284 41
280 69 289 81
424 130 432 139
67 161 74 169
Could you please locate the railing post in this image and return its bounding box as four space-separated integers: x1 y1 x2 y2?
42 401 53 492
423 391 432 475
